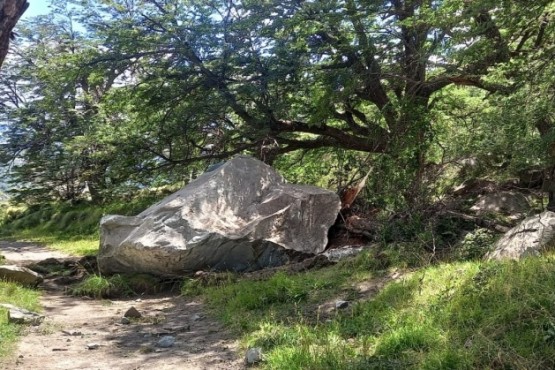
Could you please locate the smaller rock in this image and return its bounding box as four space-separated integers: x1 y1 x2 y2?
245 347 263 365
121 317 131 325
1 304 44 325
194 270 208 278
0 265 43 286
470 191 530 215
162 325 190 332
323 246 367 262
62 330 82 336
85 343 100 350
124 306 142 319
191 314 202 322
156 335 175 348
335 300 349 309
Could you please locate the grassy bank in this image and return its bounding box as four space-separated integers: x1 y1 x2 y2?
0 195 163 256
195 253 555 369
0 282 41 358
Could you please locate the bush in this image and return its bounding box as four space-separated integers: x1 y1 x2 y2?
70 274 134 298
456 228 497 260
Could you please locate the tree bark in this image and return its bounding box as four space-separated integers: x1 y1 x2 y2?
0 0 28 69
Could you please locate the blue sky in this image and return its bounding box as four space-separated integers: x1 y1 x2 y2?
22 1 51 19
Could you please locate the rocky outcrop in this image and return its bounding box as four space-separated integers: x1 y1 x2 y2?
470 191 530 216
98 156 341 276
486 211 555 261
0 265 43 286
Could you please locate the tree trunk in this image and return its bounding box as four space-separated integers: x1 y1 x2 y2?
536 118 555 211
0 0 28 69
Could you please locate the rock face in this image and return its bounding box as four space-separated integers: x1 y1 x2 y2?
98 156 341 276
486 211 555 261
0 265 43 286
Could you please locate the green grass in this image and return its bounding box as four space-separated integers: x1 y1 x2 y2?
0 281 41 358
0 195 165 257
2 231 99 256
71 273 169 298
70 274 134 298
198 253 555 369
0 196 159 240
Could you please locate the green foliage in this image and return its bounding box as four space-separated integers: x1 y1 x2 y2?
198 254 555 369
372 212 476 266
1 0 552 210
215 272 309 311
70 274 133 298
71 273 168 298
456 228 498 260
274 149 369 191
0 190 170 256
181 272 237 297
0 188 167 237
203 263 359 333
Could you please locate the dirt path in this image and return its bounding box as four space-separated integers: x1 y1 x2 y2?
1 241 68 265
0 241 244 370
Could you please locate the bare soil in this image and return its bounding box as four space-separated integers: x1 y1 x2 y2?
0 241 244 370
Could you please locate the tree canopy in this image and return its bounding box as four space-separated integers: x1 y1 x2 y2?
1 0 554 207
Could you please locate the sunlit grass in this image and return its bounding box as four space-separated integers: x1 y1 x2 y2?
0 281 41 358
70 274 132 298
40 236 98 256
2 231 99 256
199 253 555 369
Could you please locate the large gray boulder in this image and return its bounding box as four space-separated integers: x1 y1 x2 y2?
0 265 43 286
98 156 341 276
486 211 555 261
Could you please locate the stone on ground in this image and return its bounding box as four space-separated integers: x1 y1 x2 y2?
85 343 100 350
0 265 43 286
0 303 44 325
245 347 263 365
335 300 350 309
486 211 555 261
98 156 340 276
156 335 175 348
123 306 142 318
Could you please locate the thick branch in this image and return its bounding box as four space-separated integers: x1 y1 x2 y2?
425 75 515 96
275 119 389 153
